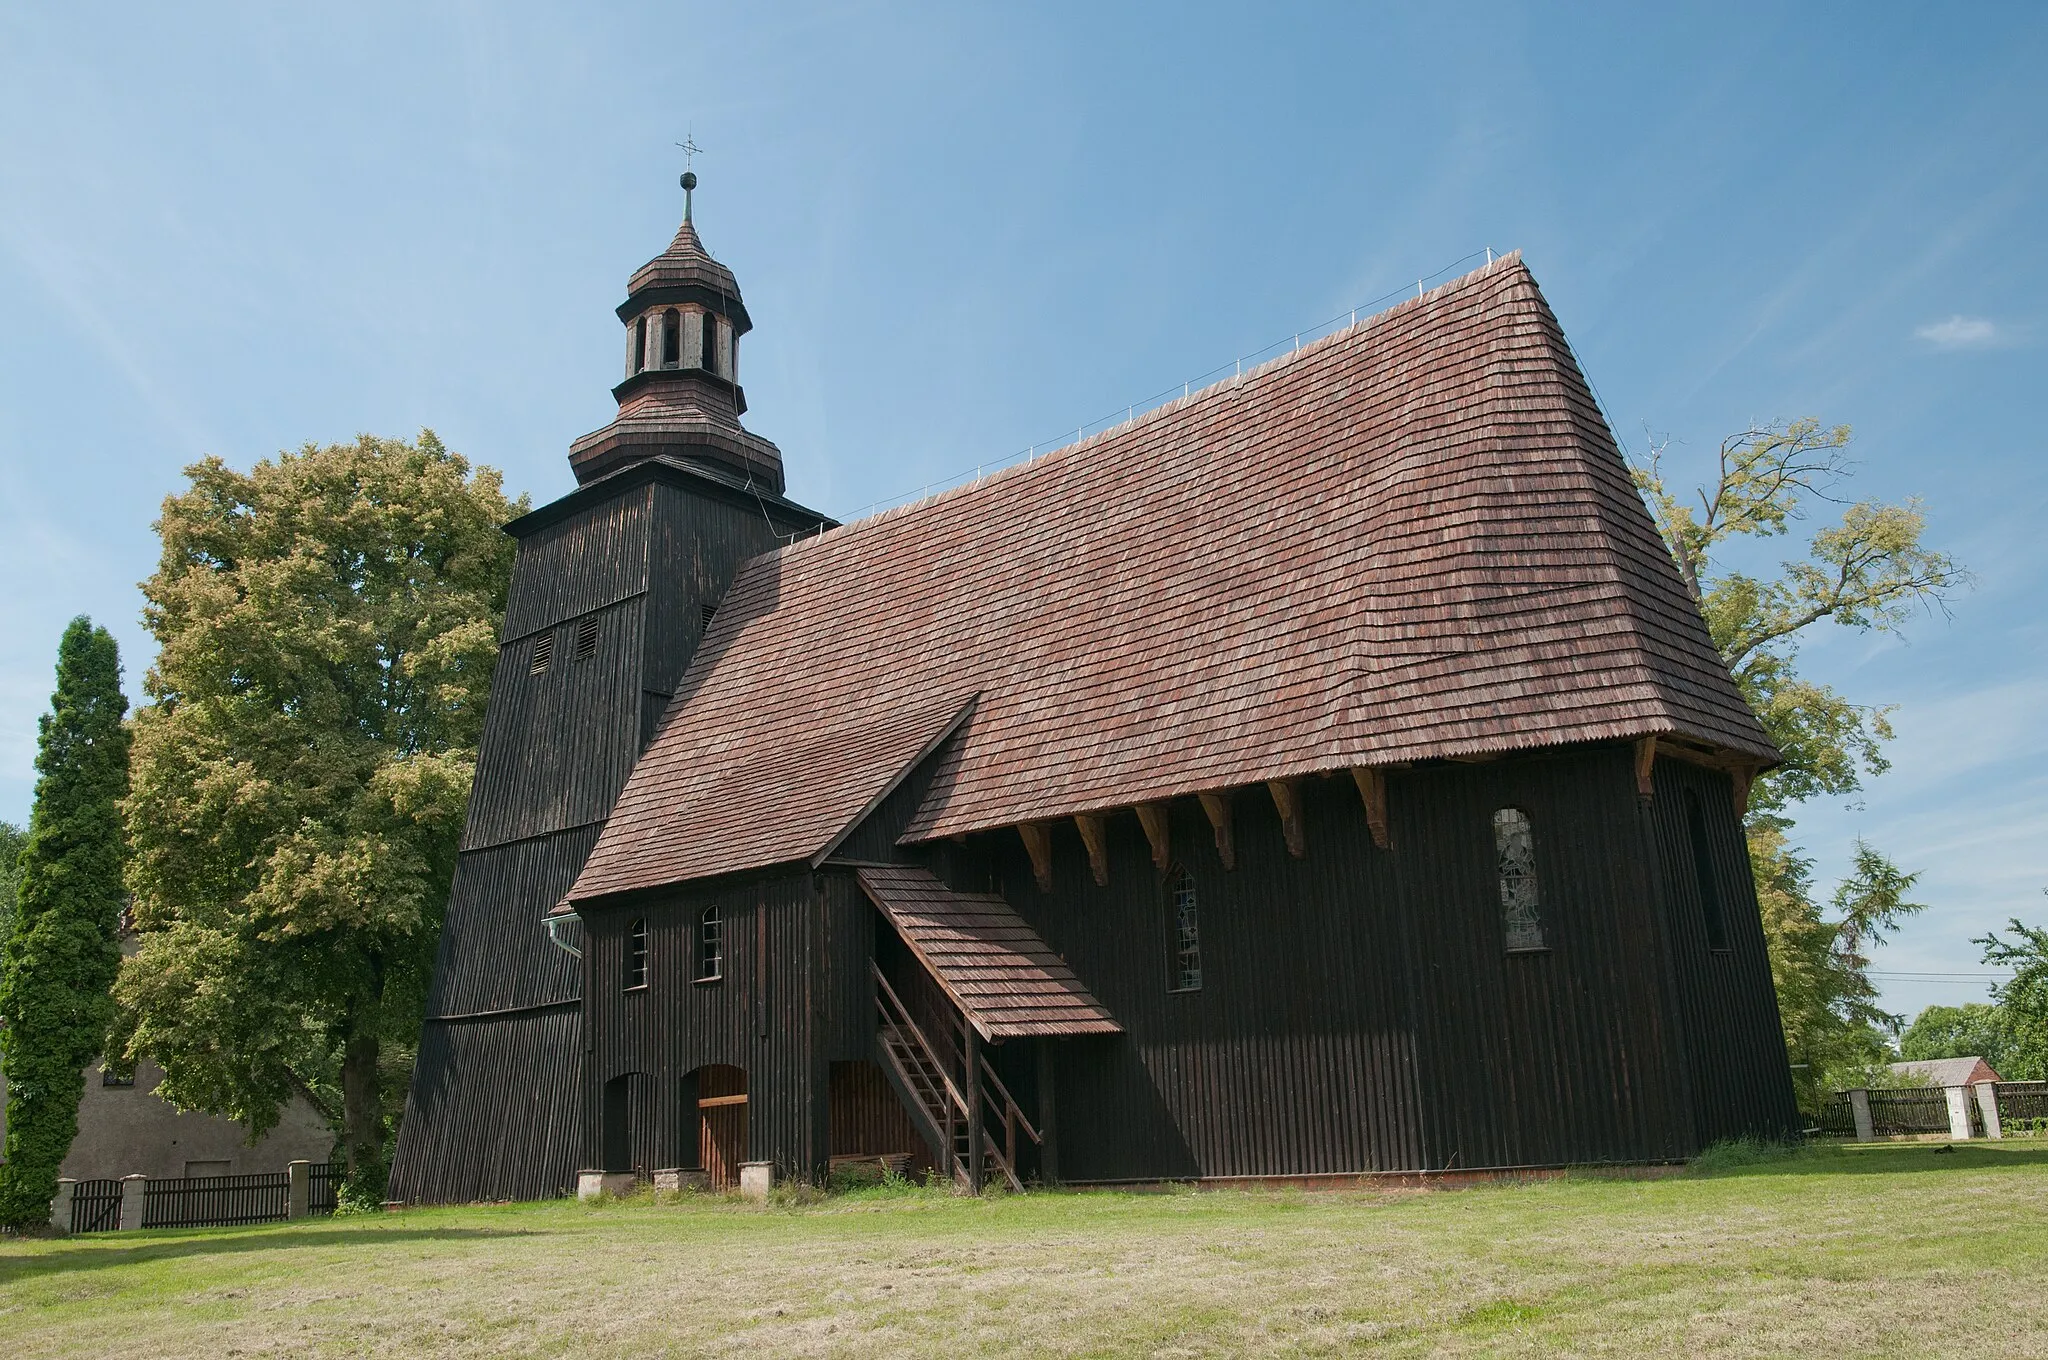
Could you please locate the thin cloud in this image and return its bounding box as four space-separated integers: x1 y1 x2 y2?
1915 315 2014 349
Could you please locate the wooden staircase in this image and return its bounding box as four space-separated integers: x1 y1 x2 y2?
872 962 1039 1193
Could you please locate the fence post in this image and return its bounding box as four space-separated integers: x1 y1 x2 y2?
117 1174 148 1232
51 1178 76 1233
1847 1088 1874 1142
1974 1082 2003 1139
287 1160 312 1219
1943 1085 1975 1140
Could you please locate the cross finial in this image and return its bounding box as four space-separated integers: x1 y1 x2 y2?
675 133 704 222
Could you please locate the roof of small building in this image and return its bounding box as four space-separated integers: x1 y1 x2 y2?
563 253 1776 906
856 864 1122 1040
1889 1057 2001 1088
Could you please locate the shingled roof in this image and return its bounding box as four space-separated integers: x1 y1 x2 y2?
563 254 1775 906
857 865 1122 1040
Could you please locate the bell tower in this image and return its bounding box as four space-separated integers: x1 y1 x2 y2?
569 171 787 491
390 169 832 1205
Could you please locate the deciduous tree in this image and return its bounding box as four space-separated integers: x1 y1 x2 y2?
0 619 130 1230
112 433 522 1198
1974 906 2048 1082
1634 421 1965 1102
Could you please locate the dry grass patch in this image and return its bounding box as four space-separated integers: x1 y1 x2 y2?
3 1142 2045 1357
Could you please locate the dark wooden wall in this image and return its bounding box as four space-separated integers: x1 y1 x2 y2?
859 742 1791 1181
579 870 831 1180
392 464 825 1204
1649 758 1802 1142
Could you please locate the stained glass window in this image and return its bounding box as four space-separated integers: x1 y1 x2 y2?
1168 868 1202 992
1494 808 1545 952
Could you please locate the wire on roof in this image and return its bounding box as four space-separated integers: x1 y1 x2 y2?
837 246 1504 524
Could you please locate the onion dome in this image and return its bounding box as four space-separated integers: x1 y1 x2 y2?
568 172 784 491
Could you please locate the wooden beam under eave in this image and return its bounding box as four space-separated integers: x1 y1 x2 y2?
1074 814 1109 887
1135 803 1171 872
1267 779 1306 859
1731 764 1756 820
1350 766 1391 849
1634 736 1658 802
1018 822 1054 893
1198 791 1236 870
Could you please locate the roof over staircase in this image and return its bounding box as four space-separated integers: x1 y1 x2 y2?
856 864 1121 1041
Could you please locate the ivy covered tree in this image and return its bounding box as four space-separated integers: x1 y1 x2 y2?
0 619 130 1231
1633 421 1967 1107
111 433 522 1200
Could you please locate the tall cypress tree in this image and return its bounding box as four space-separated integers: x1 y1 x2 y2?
0 618 129 1230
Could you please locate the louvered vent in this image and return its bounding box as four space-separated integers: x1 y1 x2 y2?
574 615 599 662
701 602 719 630
529 630 554 675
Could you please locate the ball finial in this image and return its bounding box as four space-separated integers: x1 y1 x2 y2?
681 171 697 191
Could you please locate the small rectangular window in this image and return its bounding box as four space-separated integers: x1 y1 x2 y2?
625 917 649 990
529 630 554 675
697 906 723 981
1685 790 1730 951
574 615 599 662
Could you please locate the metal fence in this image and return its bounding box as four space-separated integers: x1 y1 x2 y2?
68 1179 124 1234
143 1171 289 1229
309 1162 344 1214
1998 1081 2048 1133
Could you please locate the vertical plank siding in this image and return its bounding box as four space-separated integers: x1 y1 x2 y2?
579 871 828 1181
395 465 821 1203
1649 758 1802 1141
843 742 1785 1182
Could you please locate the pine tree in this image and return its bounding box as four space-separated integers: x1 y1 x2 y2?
0 619 130 1230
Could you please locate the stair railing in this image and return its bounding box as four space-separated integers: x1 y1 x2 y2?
872 963 969 1128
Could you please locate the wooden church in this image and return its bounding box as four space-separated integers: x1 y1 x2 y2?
389 176 1799 1202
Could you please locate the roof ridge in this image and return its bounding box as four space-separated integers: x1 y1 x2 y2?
770 251 1534 565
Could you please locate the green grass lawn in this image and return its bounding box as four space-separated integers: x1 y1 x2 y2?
4 1142 2045 1358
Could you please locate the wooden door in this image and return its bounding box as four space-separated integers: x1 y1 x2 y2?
700 1098 748 1189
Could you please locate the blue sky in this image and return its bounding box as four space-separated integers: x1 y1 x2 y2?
2 4 2042 1020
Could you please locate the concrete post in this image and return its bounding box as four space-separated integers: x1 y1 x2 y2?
117 1174 147 1232
287 1160 311 1219
1944 1085 1975 1141
1847 1088 1874 1142
576 1170 635 1201
737 1161 774 1202
50 1178 76 1233
1974 1082 2003 1140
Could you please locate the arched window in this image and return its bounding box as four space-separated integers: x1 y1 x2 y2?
700 311 718 374
661 309 680 367
1166 867 1202 992
1494 808 1545 952
632 316 647 374
697 905 723 981
625 917 649 989
1684 789 1730 952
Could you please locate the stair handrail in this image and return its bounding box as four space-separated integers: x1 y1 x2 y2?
871 962 969 1118
977 1054 1042 1146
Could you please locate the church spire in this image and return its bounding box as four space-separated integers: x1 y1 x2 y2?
564 168 786 492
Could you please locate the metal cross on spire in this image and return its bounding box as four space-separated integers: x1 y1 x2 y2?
676 132 704 220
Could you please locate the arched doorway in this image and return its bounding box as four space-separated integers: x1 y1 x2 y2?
692 1064 748 1190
